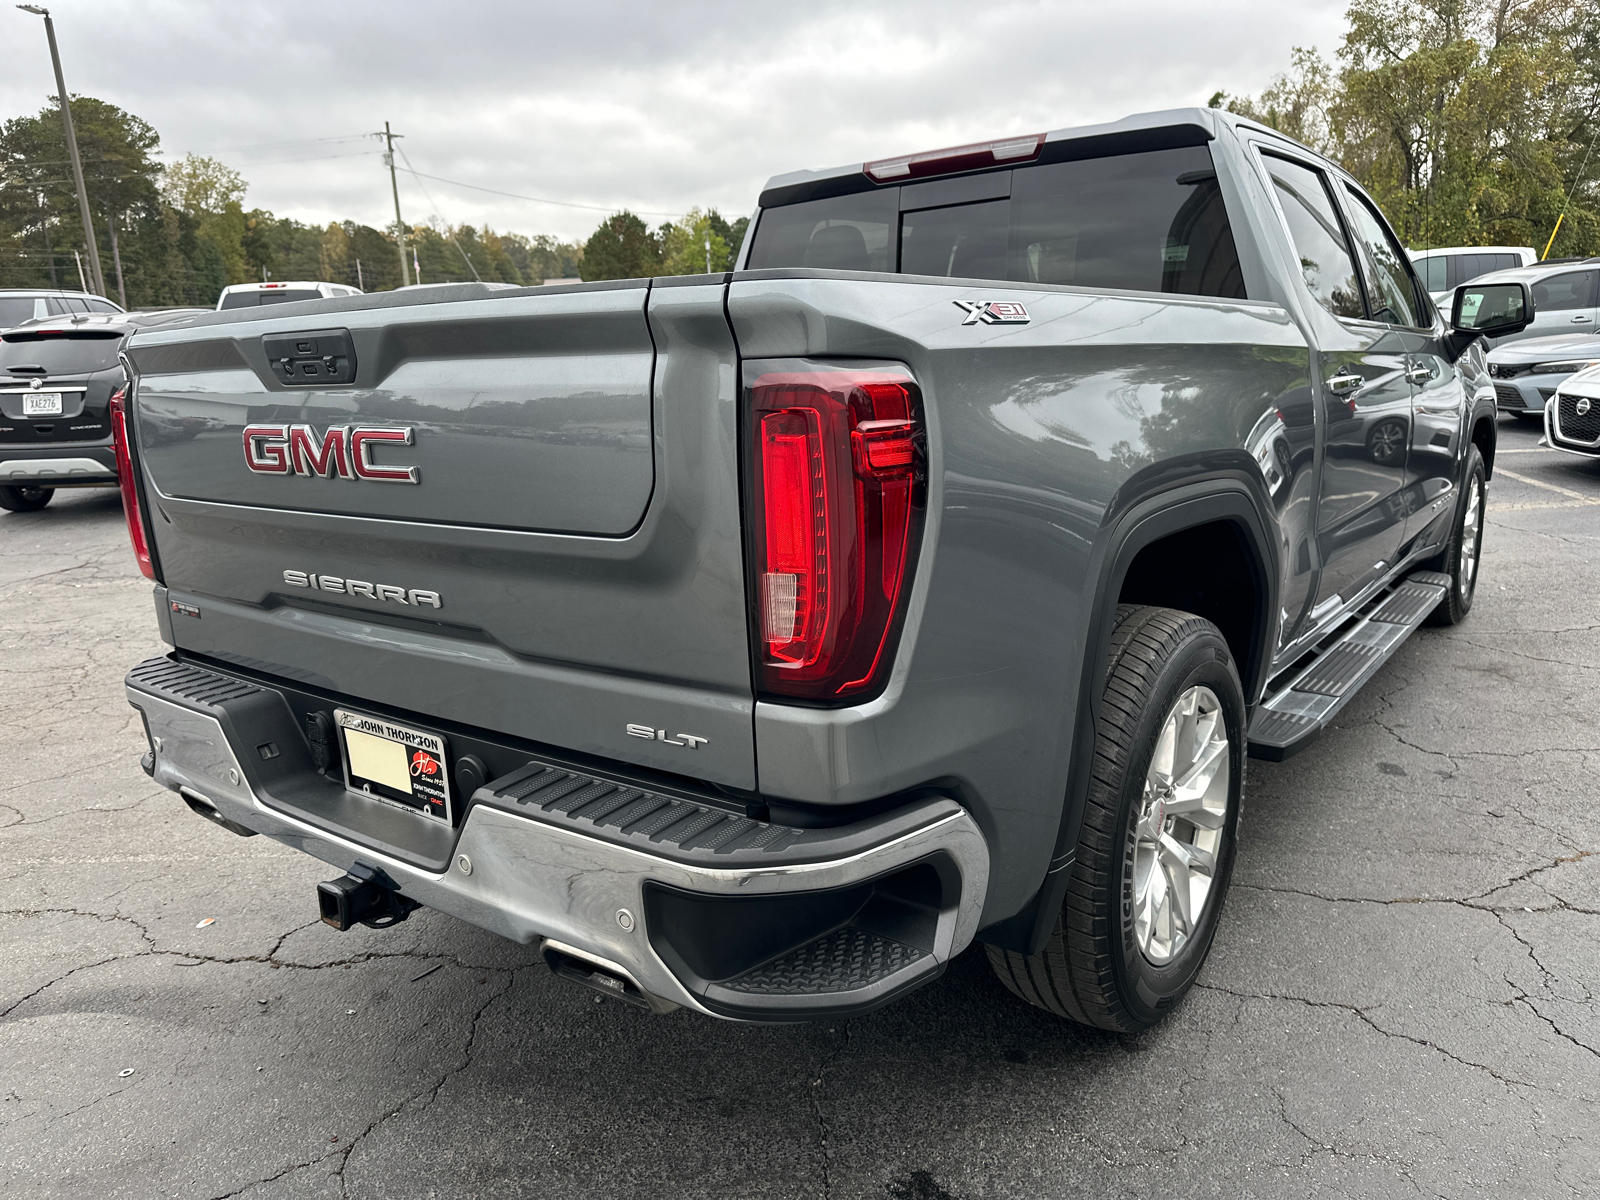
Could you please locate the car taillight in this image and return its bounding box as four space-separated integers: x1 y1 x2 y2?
749 369 922 701
110 387 156 581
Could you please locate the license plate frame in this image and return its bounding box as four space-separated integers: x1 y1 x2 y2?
22 392 63 417
334 708 453 824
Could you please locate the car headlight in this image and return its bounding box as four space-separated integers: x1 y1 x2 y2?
1531 359 1600 374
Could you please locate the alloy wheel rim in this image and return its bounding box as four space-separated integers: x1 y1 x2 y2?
1460 474 1483 599
1132 685 1230 966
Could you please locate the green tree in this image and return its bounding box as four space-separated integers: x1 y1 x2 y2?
1224 1 1600 255
0 95 162 294
581 212 660 280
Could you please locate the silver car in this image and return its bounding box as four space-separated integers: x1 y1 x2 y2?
1462 260 1600 348
1487 332 1600 421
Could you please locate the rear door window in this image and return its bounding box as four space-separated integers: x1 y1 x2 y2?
1532 271 1597 311
747 143 1247 298
1261 154 1364 319
1419 257 1447 292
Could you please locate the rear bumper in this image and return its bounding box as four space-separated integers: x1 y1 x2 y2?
0 445 116 486
126 655 990 1021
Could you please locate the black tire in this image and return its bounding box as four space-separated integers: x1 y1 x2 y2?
0 484 53 512
986 605 1245 1032
1423 444 1487 626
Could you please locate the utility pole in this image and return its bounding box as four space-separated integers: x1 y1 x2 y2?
355 258 364 291
380 121 411 287
705 235 712 274
107 211 126 308
18 6 106 297
38 191 57 286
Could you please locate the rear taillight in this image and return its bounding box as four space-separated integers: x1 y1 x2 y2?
749 369 922 701
110 387 156 581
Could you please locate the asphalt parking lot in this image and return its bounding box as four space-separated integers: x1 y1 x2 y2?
1 416 1596 1200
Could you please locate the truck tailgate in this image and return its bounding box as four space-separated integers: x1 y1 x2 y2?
125 281 756 788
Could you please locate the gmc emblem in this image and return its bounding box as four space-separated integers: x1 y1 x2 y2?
243 424 419 484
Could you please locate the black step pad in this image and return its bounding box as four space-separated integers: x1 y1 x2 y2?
720 926 926 995
1295 642 1385 697
1370 576 1448 625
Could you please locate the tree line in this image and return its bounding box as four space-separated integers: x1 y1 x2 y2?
0 95 746 307
1217 0 1600 255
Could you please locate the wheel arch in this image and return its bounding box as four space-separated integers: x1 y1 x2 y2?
979 467 1280 954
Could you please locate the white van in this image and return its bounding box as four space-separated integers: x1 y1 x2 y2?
1408 246 1538 306
215 281 362 311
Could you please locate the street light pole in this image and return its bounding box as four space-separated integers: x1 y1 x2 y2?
18 6 106 297
381 121 411 287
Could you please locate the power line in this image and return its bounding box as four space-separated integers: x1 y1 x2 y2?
394 166 680 218
395 146 480 281
181 133 375 155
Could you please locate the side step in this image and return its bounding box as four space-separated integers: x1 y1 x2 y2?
1248 571 1450 761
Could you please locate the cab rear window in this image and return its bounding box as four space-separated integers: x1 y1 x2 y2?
746 143 1247 299
219 289 322 309
0 329 124 374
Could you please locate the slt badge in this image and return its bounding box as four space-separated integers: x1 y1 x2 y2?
955 300 1030 326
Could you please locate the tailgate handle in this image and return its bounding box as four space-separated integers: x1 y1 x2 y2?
261 328 357 386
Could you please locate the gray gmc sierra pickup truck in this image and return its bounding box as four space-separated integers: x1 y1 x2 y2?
118 108 1531 1030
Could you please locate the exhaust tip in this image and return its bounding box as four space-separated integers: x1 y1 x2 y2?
540 940 671 1012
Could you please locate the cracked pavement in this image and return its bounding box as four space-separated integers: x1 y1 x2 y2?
2 418 1596 1199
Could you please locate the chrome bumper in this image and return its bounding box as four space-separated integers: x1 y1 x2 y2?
129 685 991 1019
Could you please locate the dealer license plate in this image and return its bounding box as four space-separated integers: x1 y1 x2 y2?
23 392 63 417
335 708 452 823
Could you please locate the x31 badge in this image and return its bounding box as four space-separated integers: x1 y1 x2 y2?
954 300 1031 325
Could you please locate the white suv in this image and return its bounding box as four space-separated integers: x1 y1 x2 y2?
216 282 362 311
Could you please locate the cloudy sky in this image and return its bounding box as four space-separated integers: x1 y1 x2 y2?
1 0 1347 243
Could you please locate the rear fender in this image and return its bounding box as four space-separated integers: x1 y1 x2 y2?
979 467 1278 954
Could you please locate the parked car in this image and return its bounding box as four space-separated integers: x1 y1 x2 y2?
0 288 123 329
1486 332 1600 421
1408 246 1538 307
1545 364 1600 458
1455 259 1600 347
0 308 204 511
118 107 1519 1031
216 281 363 310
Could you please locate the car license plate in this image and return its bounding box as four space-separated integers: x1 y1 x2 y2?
23 392 63 417
335 709 452 823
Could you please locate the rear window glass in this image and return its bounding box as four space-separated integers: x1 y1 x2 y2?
0 330 124 374
0 298 45 328
745 191 898 273
219 289 322 309
747 144 1247 299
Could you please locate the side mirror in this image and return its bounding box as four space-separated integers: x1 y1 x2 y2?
1445 280 1533 361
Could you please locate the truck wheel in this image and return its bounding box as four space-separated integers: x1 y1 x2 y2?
1423 445 1486 627
0 485 53 512
986 605 1243 1031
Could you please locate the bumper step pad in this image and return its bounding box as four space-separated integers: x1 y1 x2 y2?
1248 570 1450 761
721 926 927 995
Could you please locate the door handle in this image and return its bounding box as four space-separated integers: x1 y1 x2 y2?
1405 364 1432 385
1327 373 1364 395
1572 315 1591 323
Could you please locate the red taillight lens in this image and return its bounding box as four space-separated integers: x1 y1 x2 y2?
110 387 156 581
750 370 922 700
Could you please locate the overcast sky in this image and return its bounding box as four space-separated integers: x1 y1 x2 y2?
1 0 1347 244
